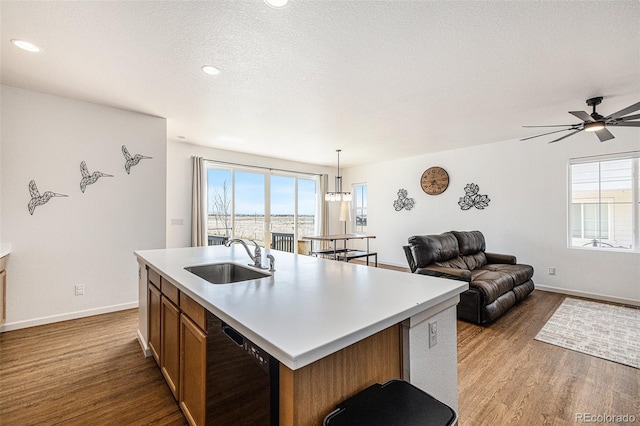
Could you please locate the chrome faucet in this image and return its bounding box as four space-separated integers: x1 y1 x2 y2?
266 254 275 272
225 239 266 269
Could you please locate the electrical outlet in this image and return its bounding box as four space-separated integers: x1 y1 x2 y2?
548 267 556 275
75 284 85 296
428 321 437 348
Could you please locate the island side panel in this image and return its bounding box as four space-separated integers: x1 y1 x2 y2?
279 323 402 426
403 302 459 413
136 259 151 356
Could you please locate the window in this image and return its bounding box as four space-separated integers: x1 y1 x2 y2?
352 183 368 233
206 162 319 252
569 153 639 251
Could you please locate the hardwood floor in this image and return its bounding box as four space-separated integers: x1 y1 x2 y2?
457 290 640 425
1 290 638 425
0 310 186 425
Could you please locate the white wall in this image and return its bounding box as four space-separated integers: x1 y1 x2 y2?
166 141 336 248
344 131 640 304
0 86 167 330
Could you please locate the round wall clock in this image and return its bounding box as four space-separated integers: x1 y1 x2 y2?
421 167 449 195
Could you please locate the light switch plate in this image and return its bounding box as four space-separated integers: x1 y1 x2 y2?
429 321 437 348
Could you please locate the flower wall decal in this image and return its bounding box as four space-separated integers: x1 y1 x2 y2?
393 189 415 211
458 183 490 210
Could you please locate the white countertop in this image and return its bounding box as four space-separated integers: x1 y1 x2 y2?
0 243 11 259
135 245 467 370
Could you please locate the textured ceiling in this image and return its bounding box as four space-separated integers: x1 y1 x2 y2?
2 1 639 167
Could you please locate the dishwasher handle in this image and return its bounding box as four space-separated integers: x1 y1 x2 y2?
222 323 244 347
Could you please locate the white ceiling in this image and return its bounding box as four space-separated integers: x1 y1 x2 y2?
2 1 639 167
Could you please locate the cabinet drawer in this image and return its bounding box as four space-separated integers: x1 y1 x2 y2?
181 293 207 332
148 267 161 288
161 279 180 305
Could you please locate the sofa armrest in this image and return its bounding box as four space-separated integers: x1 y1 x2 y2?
403 245 417 273
415 265 471 282
485 252 517 264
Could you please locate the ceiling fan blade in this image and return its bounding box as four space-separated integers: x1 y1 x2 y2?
522 124 579 128
604 101 640 120
595 128 615 142
616 113 640 122
548 129 583 143
569 111 594 122
611 122 640 127
520 128 577 141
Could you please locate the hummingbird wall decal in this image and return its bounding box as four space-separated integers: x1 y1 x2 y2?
28 180 68 215
122 145 152 174
80 161 113 193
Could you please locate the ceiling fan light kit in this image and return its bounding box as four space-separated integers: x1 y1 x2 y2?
583 121 605 132
521 96 640 143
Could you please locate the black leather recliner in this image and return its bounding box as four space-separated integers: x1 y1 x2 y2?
403 230 534 325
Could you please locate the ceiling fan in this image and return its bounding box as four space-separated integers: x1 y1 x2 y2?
521 97 640 143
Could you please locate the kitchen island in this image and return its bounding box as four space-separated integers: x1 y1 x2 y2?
135 245 467 425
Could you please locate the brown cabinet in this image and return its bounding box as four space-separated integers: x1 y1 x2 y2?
147 266 212 426
0 256 7 326
147 278 161 364
179 312 208 426
161 295 181 398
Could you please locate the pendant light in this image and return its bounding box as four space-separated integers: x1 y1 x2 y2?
325 149 352 202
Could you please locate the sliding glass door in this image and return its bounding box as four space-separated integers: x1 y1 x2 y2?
234 171 266 245
207 168 232 245
270 175 296 251
297 178 318 248
206 163 319 253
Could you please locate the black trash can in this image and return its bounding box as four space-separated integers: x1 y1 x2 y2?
324 380 456 426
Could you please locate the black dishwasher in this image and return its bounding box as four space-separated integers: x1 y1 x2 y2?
209 316 279 425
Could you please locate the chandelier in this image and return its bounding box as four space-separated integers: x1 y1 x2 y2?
325 149 352 202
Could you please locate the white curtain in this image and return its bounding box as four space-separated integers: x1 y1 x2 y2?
191 156 207 247
318 174 330 249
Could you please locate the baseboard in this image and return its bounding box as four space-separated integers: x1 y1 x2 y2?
137 328 152 357
536 285 640 307
0 301 138 332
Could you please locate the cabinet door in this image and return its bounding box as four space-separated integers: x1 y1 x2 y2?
148 282 161 364
161 296 180 399
180 314 207 426
0 269 6 326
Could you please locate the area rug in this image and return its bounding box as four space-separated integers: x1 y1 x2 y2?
535 297 640 369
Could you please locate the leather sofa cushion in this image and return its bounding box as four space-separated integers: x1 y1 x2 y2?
470 268 517 304
483 291 517 323
437 252 487 270
513 279 535 302
452 230 486 255
461 251 487 270
483 263 534 284
435 256 468 269
470 264 534 304
408 232 459 268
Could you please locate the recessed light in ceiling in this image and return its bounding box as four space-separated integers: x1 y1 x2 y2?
177 136 187 141
265 0 289 8
201 65 221 75
11 39 41 53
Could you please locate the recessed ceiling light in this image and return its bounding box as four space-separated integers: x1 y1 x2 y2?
177 136 187 141
201 65 221 75
265 0 289 8
11 39 41 53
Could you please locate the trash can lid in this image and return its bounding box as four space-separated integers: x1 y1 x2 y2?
324 380 456 426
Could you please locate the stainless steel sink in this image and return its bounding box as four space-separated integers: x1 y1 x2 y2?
184 262 271 284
